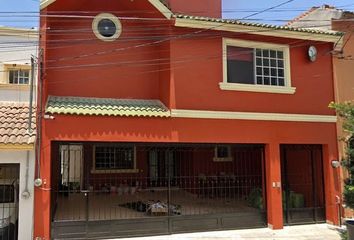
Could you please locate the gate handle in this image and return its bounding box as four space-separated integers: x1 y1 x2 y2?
81 190 90 196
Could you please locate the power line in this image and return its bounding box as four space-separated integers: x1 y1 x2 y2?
0 22 344 60
0 20 342 53
42 40 343 87
0 6 349 66
32 0 301 65
41 37 330 73
1 4 354 14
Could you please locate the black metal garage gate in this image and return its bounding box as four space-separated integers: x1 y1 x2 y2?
0 164 19 240
51 143 267 239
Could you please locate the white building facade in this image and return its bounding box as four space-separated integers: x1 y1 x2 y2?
0 27 37 240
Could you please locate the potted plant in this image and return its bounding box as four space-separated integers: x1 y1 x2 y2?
330 101 354 239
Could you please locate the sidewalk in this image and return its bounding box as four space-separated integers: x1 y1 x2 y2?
114 224 343 240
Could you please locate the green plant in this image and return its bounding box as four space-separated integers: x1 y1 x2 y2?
330 101 354 209
248 188 263 209
341 230 348 240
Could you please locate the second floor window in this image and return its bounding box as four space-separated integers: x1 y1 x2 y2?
227 46 285 86
9 70 30 84
222 38 292 93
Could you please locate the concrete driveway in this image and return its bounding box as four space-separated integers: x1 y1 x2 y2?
113 224 343 240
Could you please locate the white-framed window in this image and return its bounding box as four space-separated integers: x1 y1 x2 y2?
92 145 138 173
220 38 295 94
213 145 233 162
8 69 30 85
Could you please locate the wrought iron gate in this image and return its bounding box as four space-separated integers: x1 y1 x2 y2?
52 143 267 239
281 144 326 225
0 164 19 240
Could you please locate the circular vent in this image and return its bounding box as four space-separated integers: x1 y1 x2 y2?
92 13 122 41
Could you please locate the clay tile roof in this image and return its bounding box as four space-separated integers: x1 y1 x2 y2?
175 14 342 36
45 96 171 118
0 102 36 145
286 5 345 31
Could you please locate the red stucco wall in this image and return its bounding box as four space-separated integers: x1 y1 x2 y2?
34 0 340 238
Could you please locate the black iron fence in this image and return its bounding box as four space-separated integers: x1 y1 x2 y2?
51 143 267 239
281 144 325 225
0 164 19 240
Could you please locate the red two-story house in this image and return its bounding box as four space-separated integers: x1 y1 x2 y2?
36 0 343 239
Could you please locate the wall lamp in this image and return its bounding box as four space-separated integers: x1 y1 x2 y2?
43 114 55 120
331 160 341 168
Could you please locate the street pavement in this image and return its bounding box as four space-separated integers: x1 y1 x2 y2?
112 224 343 240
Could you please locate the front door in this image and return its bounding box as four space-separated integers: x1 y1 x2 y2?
149 149 175 187
56 144 87 223
281 145 326 225
0 164 19 240
59 145 84 192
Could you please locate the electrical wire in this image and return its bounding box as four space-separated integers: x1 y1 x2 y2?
41 39 336 86
0 22 350 71
36 0 329 66
0 2 351 69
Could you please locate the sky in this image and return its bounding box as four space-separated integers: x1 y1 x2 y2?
0 0 354 28
222 0 354 24
0 0 39 28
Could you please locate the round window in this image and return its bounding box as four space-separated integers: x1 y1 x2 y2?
92 13 122 41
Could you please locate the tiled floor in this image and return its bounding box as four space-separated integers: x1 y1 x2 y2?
54 191 258 221
112 224 343 240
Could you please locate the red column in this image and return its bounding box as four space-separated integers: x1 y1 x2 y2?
265 143 283 229
34 8 52 239
323 144 341 225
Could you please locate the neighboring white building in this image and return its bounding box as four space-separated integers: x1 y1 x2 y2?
0 26 37 240
0 27 37 102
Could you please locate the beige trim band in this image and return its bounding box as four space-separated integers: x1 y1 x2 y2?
219 82 296 94
0 84 31 91
175 18 343 48
0 144 34 150
40 0 56 10
171 109 337 123
40 0 173 20
0 27 37 38
148 0 173 19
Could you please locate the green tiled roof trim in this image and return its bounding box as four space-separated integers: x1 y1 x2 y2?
45 96 171 118
174 14 343 36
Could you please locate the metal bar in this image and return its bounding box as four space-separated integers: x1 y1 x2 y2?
167 149 172 233
28 57 34 133
282 147 291 225
36 49 44 180
85 144 89 239
261 147 268 220
310 148 317 222
51 143 268 237
320 146 326 222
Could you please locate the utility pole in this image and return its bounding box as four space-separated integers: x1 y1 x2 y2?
28 56 35 132
35 49 44 187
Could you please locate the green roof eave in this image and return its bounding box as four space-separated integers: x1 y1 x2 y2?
45 96 171 118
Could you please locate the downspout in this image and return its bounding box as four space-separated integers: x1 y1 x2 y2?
332 38 343 226
22 151 30 199
34 49 43 187
22 56 36 199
